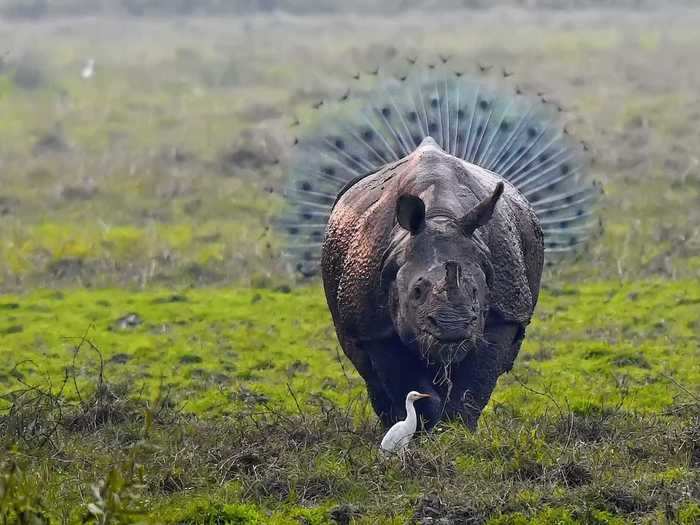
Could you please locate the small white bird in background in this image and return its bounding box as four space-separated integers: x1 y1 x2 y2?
81 58 95 80
380 391 431 453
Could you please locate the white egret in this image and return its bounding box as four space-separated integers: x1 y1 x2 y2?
380 391 431 453
81 58 95 80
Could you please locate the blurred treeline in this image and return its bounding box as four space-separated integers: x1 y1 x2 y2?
1 0 695 19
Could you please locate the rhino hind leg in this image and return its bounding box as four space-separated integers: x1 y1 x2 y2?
487 310 527 375
502 324 527 374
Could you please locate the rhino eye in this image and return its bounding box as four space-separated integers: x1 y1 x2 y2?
412 286 423 301
411 280 428 302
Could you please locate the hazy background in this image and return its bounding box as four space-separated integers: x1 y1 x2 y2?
1 0 699 292
1 0 699 17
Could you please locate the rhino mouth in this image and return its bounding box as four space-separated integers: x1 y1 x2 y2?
417 330 479 364
434 334 465 343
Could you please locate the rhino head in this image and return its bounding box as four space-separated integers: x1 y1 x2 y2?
382 173 505 365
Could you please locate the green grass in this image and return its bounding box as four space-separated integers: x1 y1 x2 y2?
1 282 698 523
0 286 346 415
1 281 698 418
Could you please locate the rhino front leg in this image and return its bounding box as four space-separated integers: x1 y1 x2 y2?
363 336 443 429
443 348 499 429
445 314 523 429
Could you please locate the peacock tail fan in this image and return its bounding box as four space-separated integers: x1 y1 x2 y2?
278 54 602 278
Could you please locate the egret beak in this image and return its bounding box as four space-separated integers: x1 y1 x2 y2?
416 393 431 399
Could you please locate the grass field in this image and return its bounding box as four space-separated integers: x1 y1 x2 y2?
1 5 699 524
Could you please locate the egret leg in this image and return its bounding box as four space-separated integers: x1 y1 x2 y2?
399 446 408 468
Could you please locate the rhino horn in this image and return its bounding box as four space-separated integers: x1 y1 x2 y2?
459 181 504 236
444 261 462 301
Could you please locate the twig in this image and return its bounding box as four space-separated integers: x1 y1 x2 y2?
333 344 353 389
660 373 699 402
512 373 566 418
286 383 306 424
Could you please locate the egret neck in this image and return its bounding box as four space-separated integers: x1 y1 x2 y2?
404 394 418 433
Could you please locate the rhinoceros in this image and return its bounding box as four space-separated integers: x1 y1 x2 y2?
321 137 544 428
280 64 599 428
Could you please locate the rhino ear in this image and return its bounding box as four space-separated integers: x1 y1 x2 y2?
460 181 504 236
396 194 426 234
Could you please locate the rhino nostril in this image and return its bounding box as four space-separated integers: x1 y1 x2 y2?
470 314 478 323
